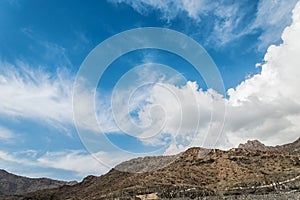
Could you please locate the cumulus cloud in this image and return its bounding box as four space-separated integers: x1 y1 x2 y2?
1 1 299 179
109 1 300 154
110 77 226 153
226 1 300 146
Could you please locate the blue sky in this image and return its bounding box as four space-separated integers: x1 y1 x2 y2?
0 0 300 181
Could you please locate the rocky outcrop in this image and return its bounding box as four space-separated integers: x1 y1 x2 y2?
239 137 300 154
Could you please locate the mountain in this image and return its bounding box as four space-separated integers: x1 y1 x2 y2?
1 138 300 199
238 137 300 154
0 170 76 197
114 154 178 173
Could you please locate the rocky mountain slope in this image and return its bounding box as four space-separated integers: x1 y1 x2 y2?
0 170 75 196
238 137 300 154
1 138 299 199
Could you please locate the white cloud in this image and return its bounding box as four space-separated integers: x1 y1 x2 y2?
111 79 226 153
37 150 109 177
0 126 14 141
109 63 189 140
226 1 300 146
0 150 39 167
109 0 182 21
21 27 72 67
0 149 114 179
0 61 115 135
0 147 145 179
1 1 299 180
108 1 300 154
109 0 298 49
0 61 73 130
108 0 214 22
252 0 299 50
2 4 300 173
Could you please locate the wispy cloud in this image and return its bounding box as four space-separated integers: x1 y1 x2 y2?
0 148 136 179
108 0 298 49
251 0 299 50
1 1 299 181
0 61 116 135
0 61 73 132
108 0 212 22
37 150 109 177
21 27 72 67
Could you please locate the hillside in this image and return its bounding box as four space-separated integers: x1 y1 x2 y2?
0 170 75 196
2 138 299 200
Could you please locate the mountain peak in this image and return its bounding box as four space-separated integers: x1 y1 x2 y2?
238 138 300 154
238 139 266 151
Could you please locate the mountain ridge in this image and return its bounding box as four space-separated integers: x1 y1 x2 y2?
1 138 299 199
238 137 300 154
0 169 76 197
